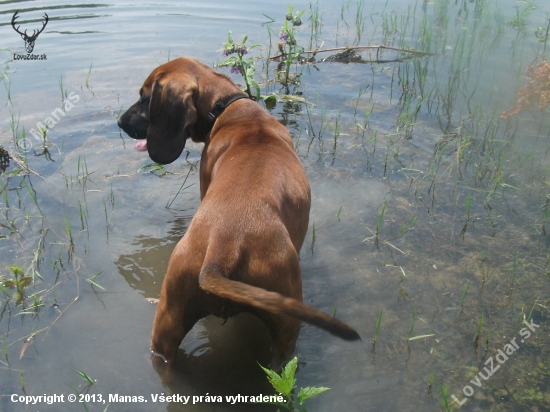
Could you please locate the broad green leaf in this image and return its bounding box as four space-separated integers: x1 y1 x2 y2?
250 80 261 101
218 57 239 67
259 361 294 397
280 95 306 103
20 276 33 288
259 364 281 382
2 279 16 289
278 357 297 395
137 163 165 173
262 94 277 109
246 64 256 77
8 266 24 278
297 386 330 404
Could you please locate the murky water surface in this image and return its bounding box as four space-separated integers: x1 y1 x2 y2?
1 0 549 411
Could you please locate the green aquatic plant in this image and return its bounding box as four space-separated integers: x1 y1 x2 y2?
372 308 383 351
397 215 416 237
375 197 388 245
63 212 74 258
308 0 322 50
310 222 316 252
86 271 105 291
260 356 330 412
9 112 29 167
354 0 366 45
440 384 454 411
1 265 33 305
18 292 44 315
136 162 167 175
70 369 96 412
78 200 88 231
58 74 67 102
277 5 306 87
506 1 535 33
3 73 12 106
85 63 93 89
218 31 262 100
166 163 195 209
474 313 484 347
408 305 415 339
460 280 471 309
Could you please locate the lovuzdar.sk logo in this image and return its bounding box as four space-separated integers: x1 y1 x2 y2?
11 10 49 61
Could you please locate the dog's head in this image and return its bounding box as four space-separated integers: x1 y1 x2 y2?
118 58 203 164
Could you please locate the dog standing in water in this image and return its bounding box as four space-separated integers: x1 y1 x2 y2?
118 57 360 369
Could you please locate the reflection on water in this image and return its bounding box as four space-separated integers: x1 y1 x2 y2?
151 314 277 412
115 216 191 298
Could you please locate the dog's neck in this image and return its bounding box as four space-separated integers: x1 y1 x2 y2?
205 94 250 133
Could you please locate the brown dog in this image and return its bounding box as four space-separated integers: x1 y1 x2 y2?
118 57 360 368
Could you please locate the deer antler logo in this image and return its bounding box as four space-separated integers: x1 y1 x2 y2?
11 11 49 54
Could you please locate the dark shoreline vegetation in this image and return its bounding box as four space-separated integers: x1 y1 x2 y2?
1 0 549 410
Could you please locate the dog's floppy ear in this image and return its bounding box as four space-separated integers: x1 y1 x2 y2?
146 76 197 164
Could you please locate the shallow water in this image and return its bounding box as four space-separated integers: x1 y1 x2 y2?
1 0 550 411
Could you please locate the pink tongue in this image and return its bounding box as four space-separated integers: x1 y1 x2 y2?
135 141 148 152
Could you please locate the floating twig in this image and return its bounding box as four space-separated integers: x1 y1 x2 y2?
270 44 433 61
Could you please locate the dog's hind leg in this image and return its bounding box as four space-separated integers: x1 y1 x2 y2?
261 313 301 371
151 262 202 363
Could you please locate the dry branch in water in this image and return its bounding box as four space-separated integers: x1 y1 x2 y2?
269 44 433 61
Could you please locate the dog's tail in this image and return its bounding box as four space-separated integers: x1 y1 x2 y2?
198 264 360 341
